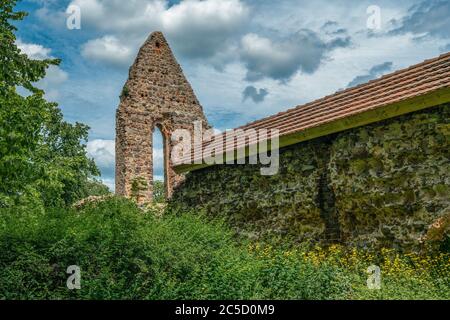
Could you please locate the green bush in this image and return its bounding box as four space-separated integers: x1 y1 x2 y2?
0 197 448 300
0 198 146 299
152 180 166 203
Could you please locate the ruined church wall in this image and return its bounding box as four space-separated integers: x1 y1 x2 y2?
169 103 450 250
115 32 209 202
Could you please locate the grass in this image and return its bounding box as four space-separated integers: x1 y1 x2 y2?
0 197 448 300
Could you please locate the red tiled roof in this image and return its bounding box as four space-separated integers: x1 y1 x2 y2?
174 51 450 168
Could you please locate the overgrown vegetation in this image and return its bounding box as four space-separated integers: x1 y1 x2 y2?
0 197 448 300
153 180 165 203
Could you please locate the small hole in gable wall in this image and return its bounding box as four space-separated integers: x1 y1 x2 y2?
155 41 161 48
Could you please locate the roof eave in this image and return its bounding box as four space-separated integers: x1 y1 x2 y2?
174 86 450 174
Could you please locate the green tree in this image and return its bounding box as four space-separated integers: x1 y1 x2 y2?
80 179 111 198
0 0 100 207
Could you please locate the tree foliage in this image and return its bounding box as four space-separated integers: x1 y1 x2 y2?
0 0 57 93
153 180 165 203
0 198 448 299
0 0 101 207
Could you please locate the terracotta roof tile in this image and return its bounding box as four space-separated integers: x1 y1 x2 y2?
174 52 450 167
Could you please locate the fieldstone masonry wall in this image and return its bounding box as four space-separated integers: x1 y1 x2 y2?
169 104 450 250
116 32 449 250
116 32 209 202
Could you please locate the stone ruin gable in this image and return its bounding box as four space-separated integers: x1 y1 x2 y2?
116 31 209 203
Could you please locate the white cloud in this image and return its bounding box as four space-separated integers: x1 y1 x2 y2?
87 139 115 169
68 0 163 34
35 6 67 29
69 0 248 65
240 30 351 82
82 35 134 66
100 177 116 192
70 0 247 35
87 139 116 191
242 85 268 103
346 61 393 88
389 1 450 39
161 0 248 59
16 39 68 100
153 147 164 176
16 39 51 60
40 66 69 100
240 33 295 81
87 139 165 186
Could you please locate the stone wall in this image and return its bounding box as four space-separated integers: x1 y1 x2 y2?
116 32 209 202
169 103 450 250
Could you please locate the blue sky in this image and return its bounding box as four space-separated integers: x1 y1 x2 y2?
14 0 450 190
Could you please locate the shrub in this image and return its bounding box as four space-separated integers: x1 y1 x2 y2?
0 198 448 300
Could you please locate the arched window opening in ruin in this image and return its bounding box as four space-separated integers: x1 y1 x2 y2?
153 125 168 202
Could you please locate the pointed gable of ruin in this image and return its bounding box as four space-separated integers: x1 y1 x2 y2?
119 31 207 120
116 31 209 202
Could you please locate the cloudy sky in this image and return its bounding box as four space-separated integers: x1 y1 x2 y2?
15 0 450 190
